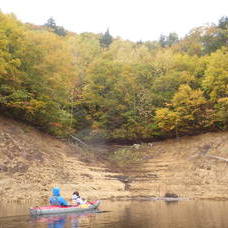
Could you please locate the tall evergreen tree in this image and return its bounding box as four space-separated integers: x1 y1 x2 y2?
100 29 113 48
159 34 166 47
167 32 179 46
159 33 179 47
45 17 56 29
218 16 228 29
44 17 67 36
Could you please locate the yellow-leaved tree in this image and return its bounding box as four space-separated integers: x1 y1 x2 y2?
155 84 214 136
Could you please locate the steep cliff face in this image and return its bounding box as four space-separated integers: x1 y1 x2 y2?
0 116 228 204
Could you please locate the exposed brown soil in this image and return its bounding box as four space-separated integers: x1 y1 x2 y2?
0 116 228 204
119 133 228 200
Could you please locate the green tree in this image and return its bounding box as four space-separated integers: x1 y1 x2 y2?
159 33 179 47
44 17 67 36
100 29 113 48
54 26 67 36
218 16 228 29
44 17 56 29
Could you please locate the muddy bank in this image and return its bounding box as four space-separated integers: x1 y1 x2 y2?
0 116 228 203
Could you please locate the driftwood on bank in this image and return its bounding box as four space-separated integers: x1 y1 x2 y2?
69 135 89 149
189 152 228 164
205 154 228 162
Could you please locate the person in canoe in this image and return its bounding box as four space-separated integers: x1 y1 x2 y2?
72 191 87 205
49 187 68 206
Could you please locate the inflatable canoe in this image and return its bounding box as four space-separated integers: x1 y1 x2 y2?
30 200 100 216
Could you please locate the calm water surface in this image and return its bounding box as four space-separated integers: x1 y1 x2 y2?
0 200 228 228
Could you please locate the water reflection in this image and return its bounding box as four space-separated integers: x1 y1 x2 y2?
30 211 98 228
1 200 228 227
33 214 67 228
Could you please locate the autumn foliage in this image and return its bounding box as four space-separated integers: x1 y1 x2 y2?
0 12 227 140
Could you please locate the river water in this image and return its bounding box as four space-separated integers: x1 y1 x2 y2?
0 200 228 228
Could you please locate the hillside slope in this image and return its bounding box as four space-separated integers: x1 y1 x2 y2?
122 132 228 199
0 116 128 203
0 116 228 203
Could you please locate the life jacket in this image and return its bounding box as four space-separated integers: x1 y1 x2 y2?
72 195 84 204
50 196 60 206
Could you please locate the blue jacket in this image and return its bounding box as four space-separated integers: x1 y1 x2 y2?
49 187 68 206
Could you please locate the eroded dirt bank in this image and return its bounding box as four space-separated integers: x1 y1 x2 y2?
0 116 228 204
119 133 228 200
0 116 129 204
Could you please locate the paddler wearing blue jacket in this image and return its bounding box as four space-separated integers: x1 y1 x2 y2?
49 187 68 206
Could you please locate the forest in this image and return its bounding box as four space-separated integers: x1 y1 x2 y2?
0 12 227 142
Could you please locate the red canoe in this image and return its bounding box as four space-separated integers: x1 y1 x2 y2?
30 200 101 215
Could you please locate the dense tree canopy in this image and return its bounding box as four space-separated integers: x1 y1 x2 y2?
0 11 227 141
